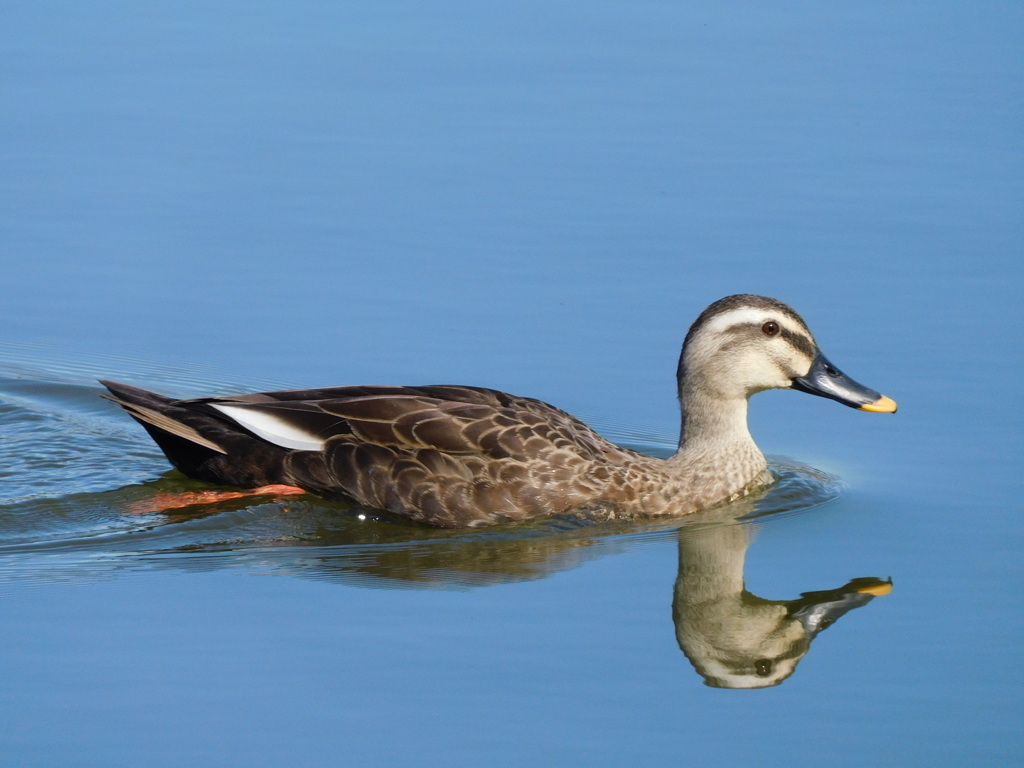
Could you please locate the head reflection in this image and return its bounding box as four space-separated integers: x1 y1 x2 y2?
672 509 890 689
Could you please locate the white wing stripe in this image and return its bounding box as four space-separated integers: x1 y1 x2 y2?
211 404 326 451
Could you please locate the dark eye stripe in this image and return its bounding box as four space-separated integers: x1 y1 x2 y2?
719 322 816 358
779 327 816 358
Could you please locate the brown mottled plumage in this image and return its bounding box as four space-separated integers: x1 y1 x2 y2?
101 295 896 527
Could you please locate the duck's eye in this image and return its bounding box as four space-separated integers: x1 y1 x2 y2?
755 659 773 677
761 321 780 337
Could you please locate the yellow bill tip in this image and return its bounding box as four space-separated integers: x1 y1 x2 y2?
856 581 893 596
860 394 898 413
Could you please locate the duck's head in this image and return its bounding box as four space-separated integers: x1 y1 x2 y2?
678 294 897 412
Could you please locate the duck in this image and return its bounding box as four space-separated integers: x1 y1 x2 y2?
101 294 896 527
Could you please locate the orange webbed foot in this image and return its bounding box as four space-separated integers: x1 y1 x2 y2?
126 485 308 515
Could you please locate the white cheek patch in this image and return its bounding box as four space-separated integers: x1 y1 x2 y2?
210 404 327 451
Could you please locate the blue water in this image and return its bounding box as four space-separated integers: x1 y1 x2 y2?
2 2 1021 766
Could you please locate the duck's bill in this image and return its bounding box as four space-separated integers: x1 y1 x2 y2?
787 577 892 638
791 352 897 413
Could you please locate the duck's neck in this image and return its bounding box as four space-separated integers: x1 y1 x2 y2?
675 518 751 604
668 386 768 500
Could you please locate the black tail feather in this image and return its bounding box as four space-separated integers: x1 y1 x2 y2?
100 380 290 487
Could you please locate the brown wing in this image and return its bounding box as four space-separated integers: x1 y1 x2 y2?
190 385 634 526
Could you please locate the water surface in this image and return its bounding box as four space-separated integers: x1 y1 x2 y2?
1 2 1021 766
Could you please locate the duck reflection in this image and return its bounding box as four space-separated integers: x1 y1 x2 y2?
312 508 890 688
295 498 890 688
3 470 889 689
672 511 890 689
254 498 890 689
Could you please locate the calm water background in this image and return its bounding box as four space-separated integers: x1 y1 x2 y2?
2 2 1021 766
